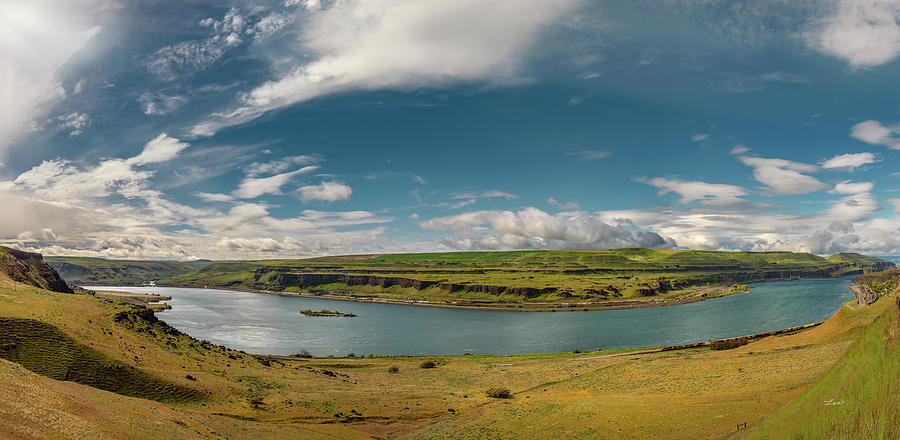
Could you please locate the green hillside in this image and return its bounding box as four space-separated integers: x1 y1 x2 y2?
166 249 895 305
45 256 198 286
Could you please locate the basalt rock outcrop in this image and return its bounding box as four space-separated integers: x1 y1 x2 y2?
249 269 557 298
0 246 73 293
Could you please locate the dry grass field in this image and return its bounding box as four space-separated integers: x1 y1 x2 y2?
0 272 896 439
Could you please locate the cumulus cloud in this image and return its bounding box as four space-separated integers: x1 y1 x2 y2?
636 177 748 206
127 133 190 166
0 0 104 154
739 156 828 195
233 166 319 198
805 0 900 68
821 152 879 170
297 181 353 202
189 0 584 136
420 207 674 250
850 120 900 149
2 162 392 260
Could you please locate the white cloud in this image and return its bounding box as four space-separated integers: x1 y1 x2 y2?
413 175 426 185
451 190 517 200
137 93 188 116
126 133 190 166
739 156 829 195
297 181 353 202
805 0 900 68
233 166 319 198
195 192 234 202
146 7 292 81
0 142 392 260
547 197 580 210
690 133 709 142
821 152 879 170
146 8 245 79
55 112 91 136
850 120 900 149
729 144 750 155
0 0 104 155
564 150 610 160
190 0 583 136
636 177 748 206
887 198 900 215
832 181 874 194
249 13 294 41
13 158 152 201
245 155 318 176
420 207 674 250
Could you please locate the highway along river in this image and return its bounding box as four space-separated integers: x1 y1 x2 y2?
87 277 854 356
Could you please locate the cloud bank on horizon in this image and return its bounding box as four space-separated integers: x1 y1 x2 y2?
1 0 900 260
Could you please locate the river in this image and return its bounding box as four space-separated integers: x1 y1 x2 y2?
86 277 854 356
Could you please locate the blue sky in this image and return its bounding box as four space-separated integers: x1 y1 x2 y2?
2 0 900 260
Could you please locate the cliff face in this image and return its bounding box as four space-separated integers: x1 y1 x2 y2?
0 247 73 293
231 258 896 299
251 270 556 298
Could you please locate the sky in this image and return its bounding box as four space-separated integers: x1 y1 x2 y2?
2 0 900 260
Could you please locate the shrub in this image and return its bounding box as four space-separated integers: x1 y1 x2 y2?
185 374 196 381
248 396 264 407
710 337 749 350
485 387 512 399
420 360 437 369
293 350 312 358
572 349 581 354
387 366 400 373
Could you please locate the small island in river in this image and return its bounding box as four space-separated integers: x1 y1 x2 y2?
300 309 357 317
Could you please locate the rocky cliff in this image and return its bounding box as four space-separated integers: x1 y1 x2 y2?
0 246 73 293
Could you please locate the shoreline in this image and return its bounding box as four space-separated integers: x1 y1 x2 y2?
86 280 856 359
149 275 851 312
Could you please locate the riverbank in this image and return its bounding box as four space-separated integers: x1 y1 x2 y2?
155 276 849 313
93 290 172 311
4 272 895 439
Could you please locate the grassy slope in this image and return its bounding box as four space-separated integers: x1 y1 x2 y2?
45 256 197 285
167 249 893 304
1 268 897 438
739 273 900 439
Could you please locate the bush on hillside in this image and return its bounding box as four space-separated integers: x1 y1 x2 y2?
485 387 512 399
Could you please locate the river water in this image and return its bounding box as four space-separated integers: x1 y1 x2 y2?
86 277 854 356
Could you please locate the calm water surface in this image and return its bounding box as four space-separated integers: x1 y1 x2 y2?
87 278 854 356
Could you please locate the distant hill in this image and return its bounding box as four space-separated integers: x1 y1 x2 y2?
167 248 896 302
0 247 72 293
44 257 201 286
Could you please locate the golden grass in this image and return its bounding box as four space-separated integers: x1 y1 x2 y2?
0 275 893 439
